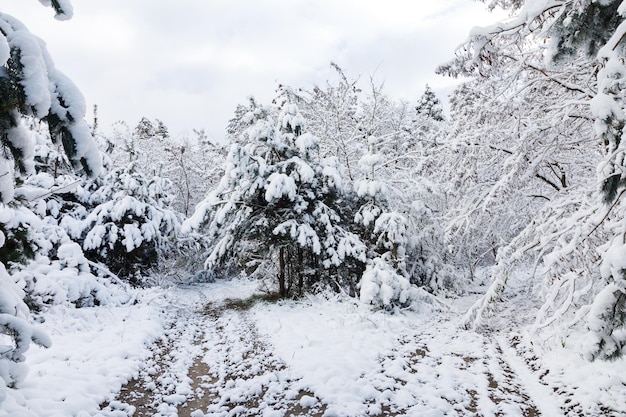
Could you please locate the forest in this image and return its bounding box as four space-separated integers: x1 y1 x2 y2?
2 1 626 416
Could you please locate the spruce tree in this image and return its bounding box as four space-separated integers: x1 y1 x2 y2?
184 99 368 297
415 84 444 123
0 0 100 401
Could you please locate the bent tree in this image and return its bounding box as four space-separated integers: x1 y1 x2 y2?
441 0 626 360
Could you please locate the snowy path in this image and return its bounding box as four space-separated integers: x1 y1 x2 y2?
99 280 577 417
10 278 623 417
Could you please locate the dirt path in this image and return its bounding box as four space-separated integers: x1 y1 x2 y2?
104 296 326 417
101 293 560 417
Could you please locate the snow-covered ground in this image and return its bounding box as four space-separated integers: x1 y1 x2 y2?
2 273 626 417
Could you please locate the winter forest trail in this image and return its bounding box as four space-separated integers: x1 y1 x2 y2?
100 280 614 417
105 284 328 417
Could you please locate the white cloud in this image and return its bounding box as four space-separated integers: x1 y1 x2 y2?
0 0 506 140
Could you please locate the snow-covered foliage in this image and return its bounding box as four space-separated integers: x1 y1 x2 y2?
438 0 626 361
108 119 225 217
185 99 374 296
38 0 74 20
190 85 454 308
359 255 414 309
0 11 101 205
80 161 180 285
0 262 51 398
439 46 599 272
0 177 134 407
0 2 145 405
415 84 444 123
273 70 457 295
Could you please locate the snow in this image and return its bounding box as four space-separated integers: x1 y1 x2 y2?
0 15 51 118
38 0 74 21
35 29 102 177
3 273 626 416
252 290 514 416
0 32 9 65
0 160 15 203
264 172 297 202
360 256 413 307
294 132 318 156
272 220 322 254
496 336 564 417
1 289 164 417
600 240 626 285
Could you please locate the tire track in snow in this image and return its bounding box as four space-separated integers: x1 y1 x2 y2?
102 292 207 417
186 299 326 417
376 332 543 417
102 291 327 417
495 336 562 417
100 281 588 417
501 334 625 417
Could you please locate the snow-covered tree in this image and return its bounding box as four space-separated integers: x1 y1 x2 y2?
185 100 371 297
0 0 102 402
415 84 444 123
292 63 365 182
79 158 179 286
441 0 626 361
108 119 225 218
354 133 454 303
0 10 101 203
268 68 458 302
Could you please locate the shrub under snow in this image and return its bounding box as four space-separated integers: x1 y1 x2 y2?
0 263 51 401
359 256 441 312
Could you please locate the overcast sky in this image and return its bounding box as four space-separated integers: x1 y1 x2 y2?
0 1 504 142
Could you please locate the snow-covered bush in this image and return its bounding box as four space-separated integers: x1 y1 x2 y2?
356 210 413 310
0 263 51 400
16 242 118 309
81 162 180 285
359 207 450 310
359 255 445 312
0 188 129 311
360 256 413 309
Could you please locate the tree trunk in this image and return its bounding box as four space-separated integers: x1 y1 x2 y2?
278 247 286 298
297 247 304 294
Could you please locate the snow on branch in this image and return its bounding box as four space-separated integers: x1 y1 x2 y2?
38 0 74 21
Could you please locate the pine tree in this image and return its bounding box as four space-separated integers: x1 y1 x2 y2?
0 1 101 401
81 156 179 286
184 99 369 297
415 84 444 123
0 12 101 203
